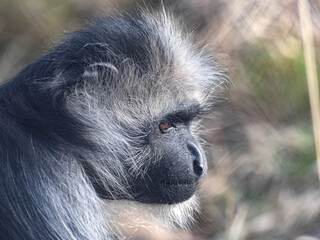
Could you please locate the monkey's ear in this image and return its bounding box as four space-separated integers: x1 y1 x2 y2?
82 62 119 78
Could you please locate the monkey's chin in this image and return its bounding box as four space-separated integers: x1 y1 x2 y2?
157 181 197 205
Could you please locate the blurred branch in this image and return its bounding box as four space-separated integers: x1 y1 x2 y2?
298 0 320 182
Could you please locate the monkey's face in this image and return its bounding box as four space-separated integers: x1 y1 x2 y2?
122 102 207 205
129 104 206 205
79 95 207 205
66 64 211 206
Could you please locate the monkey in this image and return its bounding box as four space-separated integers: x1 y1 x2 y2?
0 9 227 240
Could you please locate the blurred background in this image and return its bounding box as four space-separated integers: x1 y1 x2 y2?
0 0 319 239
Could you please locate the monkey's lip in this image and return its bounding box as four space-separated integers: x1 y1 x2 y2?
160 179 195 187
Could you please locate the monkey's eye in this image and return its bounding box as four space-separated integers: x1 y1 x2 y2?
159 121 175 133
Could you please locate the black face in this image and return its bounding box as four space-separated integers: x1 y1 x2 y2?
90 103 207 205
128 103 206 205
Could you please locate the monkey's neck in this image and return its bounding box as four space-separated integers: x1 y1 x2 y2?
102 197 198 239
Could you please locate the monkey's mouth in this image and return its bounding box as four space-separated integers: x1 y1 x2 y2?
160 179 195 187
156 178 197 204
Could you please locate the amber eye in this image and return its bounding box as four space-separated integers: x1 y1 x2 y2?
159 121 173 133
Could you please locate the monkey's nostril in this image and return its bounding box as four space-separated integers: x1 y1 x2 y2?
187 141 204 177
193 159 203 176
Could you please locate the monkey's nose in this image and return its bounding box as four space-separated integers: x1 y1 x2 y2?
187 141 204 177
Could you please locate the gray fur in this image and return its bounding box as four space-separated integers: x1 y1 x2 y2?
64 10 227 238
0 9 227 240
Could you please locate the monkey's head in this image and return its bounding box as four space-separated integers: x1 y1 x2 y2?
47 11 228 228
